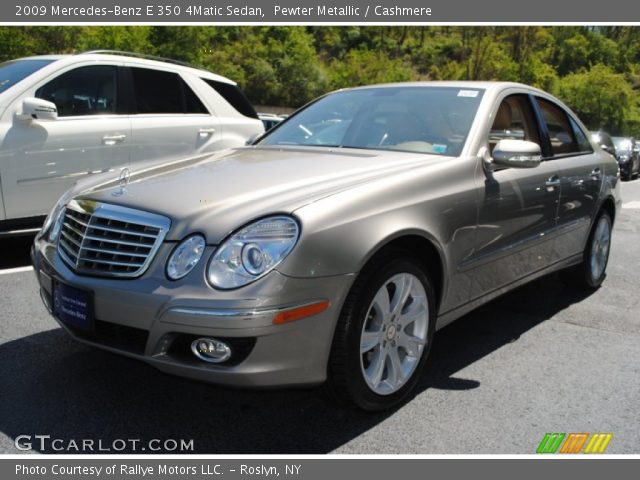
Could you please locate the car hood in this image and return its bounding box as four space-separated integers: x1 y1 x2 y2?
77 146 445 242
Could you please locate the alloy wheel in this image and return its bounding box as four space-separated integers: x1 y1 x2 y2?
590 215 611 282
359 273 429 395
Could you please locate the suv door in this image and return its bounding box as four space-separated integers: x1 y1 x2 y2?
0 64 131 219
470 93 561 299
126 67 221 164
534 96 602 259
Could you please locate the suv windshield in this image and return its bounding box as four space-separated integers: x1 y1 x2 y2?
259 86 484 157
0 59 54 94
613 137 633 154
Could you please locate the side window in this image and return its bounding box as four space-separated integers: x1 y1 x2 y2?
535 97 579 156
131 68 208 114
489 94 540 153
36 66 117 117
201 78 259 119
569 117 593 153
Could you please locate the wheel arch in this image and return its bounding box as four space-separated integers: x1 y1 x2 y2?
598 195 616 225
354 230 446 312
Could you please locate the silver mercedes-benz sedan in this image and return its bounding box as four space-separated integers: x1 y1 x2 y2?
32 82 621 410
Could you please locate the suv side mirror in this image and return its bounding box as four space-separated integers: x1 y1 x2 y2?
491 139 542 168
17 97 58 122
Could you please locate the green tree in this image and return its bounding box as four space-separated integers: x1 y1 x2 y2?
0 25 639 134
557 64 636 133
329 49 414 89
74 26 152 53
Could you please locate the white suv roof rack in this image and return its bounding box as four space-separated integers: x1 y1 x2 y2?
78 50 202 71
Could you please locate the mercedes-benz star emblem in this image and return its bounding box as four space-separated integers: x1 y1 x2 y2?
113 167 131 196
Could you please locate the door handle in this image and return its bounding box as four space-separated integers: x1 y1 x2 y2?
545 175 560 186
590 167 602 179
198 128 216 138
545 175 560 191
102 134 127 145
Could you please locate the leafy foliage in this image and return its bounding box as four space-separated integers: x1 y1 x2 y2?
1 26 639 134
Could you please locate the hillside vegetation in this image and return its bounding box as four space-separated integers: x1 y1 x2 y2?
1 26 638 135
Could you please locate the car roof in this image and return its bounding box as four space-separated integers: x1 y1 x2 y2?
347 80 536 92
333 81 555 103
11 52 236 85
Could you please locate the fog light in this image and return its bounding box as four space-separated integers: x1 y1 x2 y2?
191 338 232 363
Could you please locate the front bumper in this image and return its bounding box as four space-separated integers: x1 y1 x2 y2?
32 236 354 387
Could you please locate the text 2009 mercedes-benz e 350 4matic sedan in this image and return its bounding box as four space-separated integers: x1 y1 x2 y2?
32 82 621 410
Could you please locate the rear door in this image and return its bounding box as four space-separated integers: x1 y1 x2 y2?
0 64 131 219
126 66 221 165
533 96 602 258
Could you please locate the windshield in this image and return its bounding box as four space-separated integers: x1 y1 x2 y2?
0 59 54 94
613 137 633 153
259 86 484 157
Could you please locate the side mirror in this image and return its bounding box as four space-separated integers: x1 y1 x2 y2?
17 97 58 122
491 139 541 169
601 144 611 152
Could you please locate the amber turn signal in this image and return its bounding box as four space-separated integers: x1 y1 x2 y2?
272 300 330 325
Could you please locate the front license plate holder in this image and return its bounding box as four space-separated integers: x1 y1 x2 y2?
53 280 94 331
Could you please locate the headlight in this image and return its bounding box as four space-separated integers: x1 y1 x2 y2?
166 235 206 280
207 216 299 289
42 189 74 241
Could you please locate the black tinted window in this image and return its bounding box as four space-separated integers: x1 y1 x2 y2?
202 78 258 119
0 59 53 94
535 98 579 156
131 68 207 114
36 65 117 117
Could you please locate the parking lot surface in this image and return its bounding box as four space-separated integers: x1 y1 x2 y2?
1 181 639 454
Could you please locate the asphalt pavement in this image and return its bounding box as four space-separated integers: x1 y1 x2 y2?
1 181 639 454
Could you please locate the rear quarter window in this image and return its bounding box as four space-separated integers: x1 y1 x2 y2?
201 78 258 119
569 117 593 153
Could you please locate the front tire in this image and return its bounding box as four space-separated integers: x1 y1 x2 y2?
325 255 436 411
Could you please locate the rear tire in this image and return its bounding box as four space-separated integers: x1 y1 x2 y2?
561 211 612 289
325 253 436 411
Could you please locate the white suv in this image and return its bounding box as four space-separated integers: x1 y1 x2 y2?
0 50 264 236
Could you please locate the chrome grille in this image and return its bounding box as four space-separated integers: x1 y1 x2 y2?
58 199 171 278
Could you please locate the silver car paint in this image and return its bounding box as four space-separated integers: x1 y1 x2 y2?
32 81 621 387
